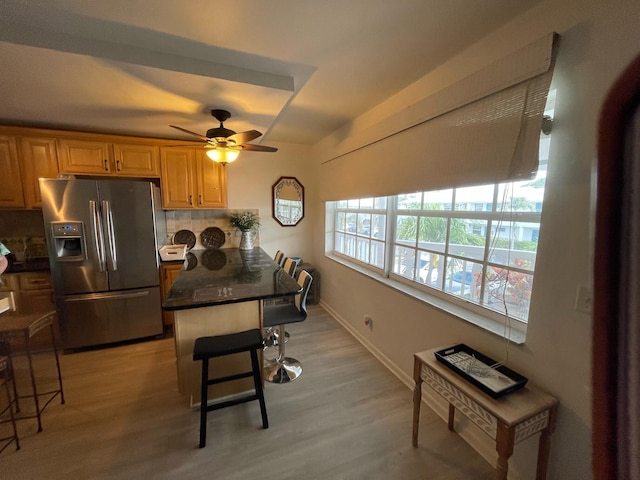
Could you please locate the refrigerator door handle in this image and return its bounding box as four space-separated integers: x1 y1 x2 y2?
90 200 106 272
63 290 150 302
102 200 118 271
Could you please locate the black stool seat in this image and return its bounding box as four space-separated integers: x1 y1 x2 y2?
194 329 265 359
193 328 268 448
263 303 306 328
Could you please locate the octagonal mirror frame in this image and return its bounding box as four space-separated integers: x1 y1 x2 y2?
272 176 304 227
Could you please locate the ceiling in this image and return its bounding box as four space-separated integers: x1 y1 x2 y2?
0 0 542 148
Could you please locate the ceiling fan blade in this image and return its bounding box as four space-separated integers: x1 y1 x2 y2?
241 143 278 152
227 130 262 145
170 125 210 142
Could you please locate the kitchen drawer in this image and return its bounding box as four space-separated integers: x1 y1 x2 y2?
18 271 53 290
0 273 19 292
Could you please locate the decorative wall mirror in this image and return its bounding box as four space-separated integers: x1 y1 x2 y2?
272 176 304 227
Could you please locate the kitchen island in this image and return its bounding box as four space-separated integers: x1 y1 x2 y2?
162 247 300 406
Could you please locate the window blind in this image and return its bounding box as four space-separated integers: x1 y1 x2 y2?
319 33 559 201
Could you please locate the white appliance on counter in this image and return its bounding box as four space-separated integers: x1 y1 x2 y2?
40 178 165 349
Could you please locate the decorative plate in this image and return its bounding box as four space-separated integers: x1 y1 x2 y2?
173 230 196 250
200 227 226 249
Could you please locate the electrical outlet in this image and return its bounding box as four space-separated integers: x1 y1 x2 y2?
575 286 593 314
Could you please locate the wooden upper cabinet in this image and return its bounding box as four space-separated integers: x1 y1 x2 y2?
113 143 160 176
19 136 59 208
0 135 26 208
160 148 196 208
195 150 227 208
58 138 160 177
58 138 112 174
160 147 227 209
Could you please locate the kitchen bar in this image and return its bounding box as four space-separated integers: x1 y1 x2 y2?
162 247 300 406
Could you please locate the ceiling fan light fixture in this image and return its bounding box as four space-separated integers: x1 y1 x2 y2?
206 147 240 165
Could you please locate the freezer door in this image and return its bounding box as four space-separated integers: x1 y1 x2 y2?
56 287 163 349
40 178 109 295
98 181 160 290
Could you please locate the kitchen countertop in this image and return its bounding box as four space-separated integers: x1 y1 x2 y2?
162 247 300 311
6 259 51 273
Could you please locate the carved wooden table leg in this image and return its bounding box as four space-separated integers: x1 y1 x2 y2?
412 357 423 447
448 403 456 431
495 421 515 480
535 403 557 480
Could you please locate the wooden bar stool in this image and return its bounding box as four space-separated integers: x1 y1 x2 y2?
0 355 20 453
0 310 65 433
193 329 268 448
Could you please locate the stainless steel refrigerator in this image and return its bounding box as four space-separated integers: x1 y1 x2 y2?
40 178 165 349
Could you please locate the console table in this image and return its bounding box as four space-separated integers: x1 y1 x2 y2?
412 348 558 480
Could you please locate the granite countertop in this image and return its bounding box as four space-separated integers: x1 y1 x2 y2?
162 247 300 311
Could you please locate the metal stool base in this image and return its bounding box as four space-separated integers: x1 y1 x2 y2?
263 357 302 384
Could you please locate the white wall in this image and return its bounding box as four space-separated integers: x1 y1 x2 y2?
309 0 640 478
225 142 317 264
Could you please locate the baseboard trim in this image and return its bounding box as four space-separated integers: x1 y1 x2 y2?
318 300 510 477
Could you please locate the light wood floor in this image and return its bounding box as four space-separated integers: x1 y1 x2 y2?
0 305 494 479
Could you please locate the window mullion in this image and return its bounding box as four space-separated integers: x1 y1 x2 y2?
383 196 396 277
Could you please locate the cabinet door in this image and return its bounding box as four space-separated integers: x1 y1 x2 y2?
0 135 26 208
58 138 112 174
195 151 227 208
113 143 160 177
19 136 59 208
160 148 196 208
160 264 182 328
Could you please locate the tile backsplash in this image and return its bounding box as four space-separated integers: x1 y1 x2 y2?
0 210 47 260
164 209 260 250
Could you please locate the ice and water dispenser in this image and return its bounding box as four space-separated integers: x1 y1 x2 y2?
50 221 85 261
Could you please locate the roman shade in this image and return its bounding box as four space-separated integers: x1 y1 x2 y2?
319 33 559 201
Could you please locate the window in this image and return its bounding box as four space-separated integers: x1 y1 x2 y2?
334 197 387 270
328 94 555 332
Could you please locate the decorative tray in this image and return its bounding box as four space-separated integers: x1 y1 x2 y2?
173 230 196 250
434 344 528 398
200 227 226 249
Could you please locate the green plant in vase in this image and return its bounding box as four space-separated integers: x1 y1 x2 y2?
228 211 260 250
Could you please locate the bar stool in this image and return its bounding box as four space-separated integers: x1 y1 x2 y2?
0 310 65 433
193 329 268 448
0 355 19 453
273 250 285 267
263 270 312 383
263 257 298 349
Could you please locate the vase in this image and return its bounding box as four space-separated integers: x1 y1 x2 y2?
239 230 254 250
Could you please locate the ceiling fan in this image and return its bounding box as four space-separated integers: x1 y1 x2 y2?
170 109 277 165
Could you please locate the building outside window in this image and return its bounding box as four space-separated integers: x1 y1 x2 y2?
328 94 555 329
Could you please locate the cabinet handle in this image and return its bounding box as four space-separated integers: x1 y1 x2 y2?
198 194 202 205
116 159 121 171
103 159 109 171
189 195 193 206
